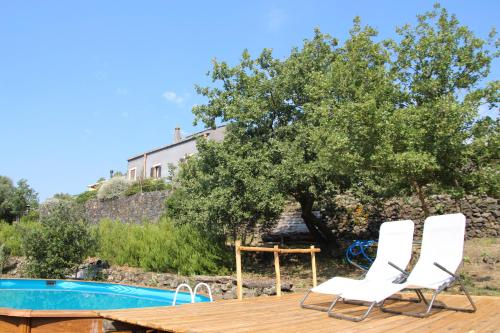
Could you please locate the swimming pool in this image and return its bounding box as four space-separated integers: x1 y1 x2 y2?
0 279 210 333
0 279 208 310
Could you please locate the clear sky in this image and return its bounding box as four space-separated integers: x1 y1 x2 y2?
0 1 498 201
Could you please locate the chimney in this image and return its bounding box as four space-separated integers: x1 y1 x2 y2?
173 127 182 143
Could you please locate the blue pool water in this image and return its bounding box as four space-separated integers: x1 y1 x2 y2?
0 279 209 310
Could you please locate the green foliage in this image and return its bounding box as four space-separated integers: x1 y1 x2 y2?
51 193 74 201
0 176 38 222
96 218 230 275
125 178 171 196
383 4 498 213
0 211 41 257
21 200 95 278
0 221 23 256
166 138 285 240
76 178 170 203
75 190 98 204
97 177 132 200
39 196 85 222
463 117 500 197
0 243 9 273
176 20 397 249
169 4 498 251
0 177 15 221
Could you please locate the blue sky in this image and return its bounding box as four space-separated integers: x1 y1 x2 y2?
0 1 498 201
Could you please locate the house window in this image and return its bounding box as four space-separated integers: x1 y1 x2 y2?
150 164 162 179
128 168 137 181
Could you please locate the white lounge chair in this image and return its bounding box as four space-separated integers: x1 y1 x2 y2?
329 213 476 321
301 220 415 312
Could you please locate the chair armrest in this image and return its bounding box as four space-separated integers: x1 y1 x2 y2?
388 261 409 276
433 262 457 278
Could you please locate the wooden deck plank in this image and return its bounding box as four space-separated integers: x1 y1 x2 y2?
98 293 500 333
385 295 487 333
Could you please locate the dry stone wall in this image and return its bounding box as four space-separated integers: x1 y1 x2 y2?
83 190 498 240
268 195 499 242
84 190 170 224
376 195 498 239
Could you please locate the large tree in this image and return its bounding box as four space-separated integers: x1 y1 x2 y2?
167 4 498 252
385 4 498 215
0 176 16 221
169 22 395 252
0 176 38 222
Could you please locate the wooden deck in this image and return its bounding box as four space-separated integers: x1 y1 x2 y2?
98 293 500 332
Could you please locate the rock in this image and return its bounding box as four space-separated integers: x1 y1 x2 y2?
476 276 492 283
243 279 274 289
75 258 109 280
262 287 276 296
195 275 233 284
281 282 294 292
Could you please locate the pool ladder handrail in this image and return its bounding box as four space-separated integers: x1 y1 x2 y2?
194 282 213 302
172 283 213 306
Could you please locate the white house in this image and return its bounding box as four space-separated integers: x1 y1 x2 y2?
127 126 226 181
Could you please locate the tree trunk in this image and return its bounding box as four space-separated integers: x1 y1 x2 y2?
412 180 430 218
298 194 342 257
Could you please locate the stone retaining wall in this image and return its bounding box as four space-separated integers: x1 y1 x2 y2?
84 190 170 224
84 190 498 240
268 195 499 242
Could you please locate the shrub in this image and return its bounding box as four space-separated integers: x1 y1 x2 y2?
75 190 98 204
0 216 41 257
39 196 85 222
124 179 171 196
97 177 131 200
96 218 230 275
0 221 24 256
21 200 96 278
0 243 9 273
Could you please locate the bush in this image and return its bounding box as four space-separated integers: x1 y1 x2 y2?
97 177 131 200
125 178 171 196
0 176 38 222
39 196 85 222
21 200 96 278
0 221 24 256
0 243 9 273
96 218 230 275
0 209 42 256
75 190 97 204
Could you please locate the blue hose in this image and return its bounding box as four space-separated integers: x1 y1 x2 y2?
345 240 377 271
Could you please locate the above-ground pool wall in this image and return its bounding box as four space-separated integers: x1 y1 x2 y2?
0 315 151 333
0 316 103 333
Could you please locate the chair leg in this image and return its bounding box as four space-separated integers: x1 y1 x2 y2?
328 300 377 322
415 289 428 305
426 278 477 313
300 291 339 312
381 289 438 318
381 280 477 318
